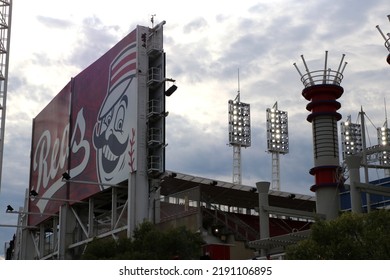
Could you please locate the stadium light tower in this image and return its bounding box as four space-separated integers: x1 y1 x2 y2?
377 122 390 177
375 15 390 65
340 115 362 161
266 102 289 191
228 71 251 186
0 1 12 192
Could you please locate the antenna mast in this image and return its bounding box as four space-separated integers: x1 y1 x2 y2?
385 97 388 127
235 69 240 102
150 14 156 27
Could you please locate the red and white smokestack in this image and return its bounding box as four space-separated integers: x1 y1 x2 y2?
376 15 390 65
294 51 347 220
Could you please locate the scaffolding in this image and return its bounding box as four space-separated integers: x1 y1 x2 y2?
0 0 12 192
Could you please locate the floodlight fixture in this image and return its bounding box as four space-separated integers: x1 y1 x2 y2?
340 117 362 160
266 106 289 154
61 172 126 188
165 84 177 96
377 125 390 146
6 205 13 212
211 225 223 237
228 100 251 147
377 125 390 165
30 190 39 197
288 194 296 199
62 172 71 180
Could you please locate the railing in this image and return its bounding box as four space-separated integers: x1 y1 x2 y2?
157 187 201 223
294 52 347 88
386 37 390 52
147 36 163 57
147 99 161 117
148 156 161 173
148 128 162 146
376 24 390 52
202 206 259 241
147 67 162 87
301 69 344 88
159 202 199 223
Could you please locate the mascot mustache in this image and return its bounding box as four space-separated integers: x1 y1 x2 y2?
93 127 129 157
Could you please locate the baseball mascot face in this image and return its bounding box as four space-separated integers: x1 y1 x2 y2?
93 45 136 185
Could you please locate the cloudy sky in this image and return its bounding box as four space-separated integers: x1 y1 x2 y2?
0 0 389 258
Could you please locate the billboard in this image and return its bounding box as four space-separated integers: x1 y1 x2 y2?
29 26 150 225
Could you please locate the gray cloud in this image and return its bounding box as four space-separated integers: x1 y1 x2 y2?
36 15 73 29
166 113 231 178
68 16 120 69
183 17 208 33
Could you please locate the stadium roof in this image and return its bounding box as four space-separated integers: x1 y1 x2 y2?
161 171 316 212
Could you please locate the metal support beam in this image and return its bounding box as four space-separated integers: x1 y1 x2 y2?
263 205 325 220
233 145 242 186
256 181 270 257
271 152 280 191
345 155 363 213
355 182 390 197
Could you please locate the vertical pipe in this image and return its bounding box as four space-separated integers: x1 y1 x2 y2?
323 51 328 84
58 204 67 259
376 25 388 41
293 63 304 79
111 187 117 230
336 54 346 73
52 217 58 254
39 223 44 259
360 108 371 212
301 55 314 85
345 155 362 213
88 198 94 237
334 54 345 84
127 172 136 238
256 181 270 257
340 62 348 75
